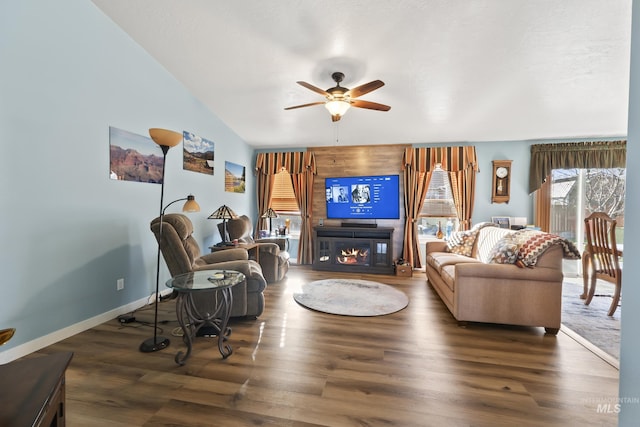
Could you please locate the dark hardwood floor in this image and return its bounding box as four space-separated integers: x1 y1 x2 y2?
32 266 619 426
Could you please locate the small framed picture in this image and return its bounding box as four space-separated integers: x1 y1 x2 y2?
491 216 511 229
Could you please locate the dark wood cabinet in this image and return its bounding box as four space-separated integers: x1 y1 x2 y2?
313 226 394 274
0 352 73 427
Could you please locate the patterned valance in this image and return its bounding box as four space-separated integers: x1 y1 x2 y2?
255 151 317 175
529 140 626 193
402 146 478 173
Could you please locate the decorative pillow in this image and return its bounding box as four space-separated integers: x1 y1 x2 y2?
476 226 514 263
488 234 519 264
445 229 479 257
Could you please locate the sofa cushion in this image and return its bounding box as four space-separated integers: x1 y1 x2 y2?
427 252 482 275
445 229 479 257
440 265 457 292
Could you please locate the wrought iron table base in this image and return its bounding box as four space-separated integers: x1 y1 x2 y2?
174 287 234 365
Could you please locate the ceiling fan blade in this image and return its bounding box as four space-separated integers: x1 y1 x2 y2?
297 81 329 96
347 80 384 98
351 99 391 111
284 101 325 110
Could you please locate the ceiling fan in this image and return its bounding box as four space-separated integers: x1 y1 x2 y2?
285 72 391 122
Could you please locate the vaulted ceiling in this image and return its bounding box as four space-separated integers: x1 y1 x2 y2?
93 0 632 148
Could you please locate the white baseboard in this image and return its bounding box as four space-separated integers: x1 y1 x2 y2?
0 295 152 364
561 324 619 370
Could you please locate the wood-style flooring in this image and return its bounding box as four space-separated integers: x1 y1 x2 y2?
31 266 619 426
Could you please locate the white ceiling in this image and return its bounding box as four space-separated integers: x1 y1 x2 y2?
92 0 632 149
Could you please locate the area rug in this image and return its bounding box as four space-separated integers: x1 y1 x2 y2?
562 277 620 360
293 279 409 316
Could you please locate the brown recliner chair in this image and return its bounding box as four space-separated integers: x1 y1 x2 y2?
219 215 290 283
151 213 267 318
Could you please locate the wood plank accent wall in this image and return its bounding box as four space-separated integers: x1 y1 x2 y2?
309 144 410 261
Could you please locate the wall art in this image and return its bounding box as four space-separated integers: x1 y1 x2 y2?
183 131 215 175
109 126 163 184
225 161 246 193
491 216 511 229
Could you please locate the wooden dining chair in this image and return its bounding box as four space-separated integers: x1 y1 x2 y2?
583 212 622 316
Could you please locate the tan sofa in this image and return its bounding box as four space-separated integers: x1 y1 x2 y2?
425 224 574 334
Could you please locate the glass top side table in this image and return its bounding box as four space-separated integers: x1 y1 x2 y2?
166 270 245 365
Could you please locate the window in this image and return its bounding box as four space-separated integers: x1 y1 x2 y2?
420 165 457 218
270 170 299 213
418 165 458 238
270 170 301 237
550 168 625 275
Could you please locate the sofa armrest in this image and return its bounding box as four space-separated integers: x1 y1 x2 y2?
426 240 448 254
198 248 248 264
256 238 286 251
255 242 281 256
193 259 255 279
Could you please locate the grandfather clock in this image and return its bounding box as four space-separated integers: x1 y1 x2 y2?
491 160 512 204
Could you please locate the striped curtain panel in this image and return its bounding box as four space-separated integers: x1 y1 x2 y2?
255 151 317 264
402 146 478 268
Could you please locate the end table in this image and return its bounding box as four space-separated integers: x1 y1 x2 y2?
166 270 244 365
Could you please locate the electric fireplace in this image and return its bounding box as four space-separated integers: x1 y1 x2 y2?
313 225 394 274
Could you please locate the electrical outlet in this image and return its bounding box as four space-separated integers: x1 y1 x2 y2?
117 278 124 291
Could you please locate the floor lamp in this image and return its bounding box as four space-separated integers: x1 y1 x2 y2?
140 128 200 353
208 205 238 242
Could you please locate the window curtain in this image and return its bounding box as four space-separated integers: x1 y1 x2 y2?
534 177 552 232
529 140 626 193
530 140 626 230
255 151 317 264
402 146 478 268
256 173 275 232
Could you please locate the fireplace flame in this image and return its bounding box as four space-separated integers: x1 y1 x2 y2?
336 248 370 264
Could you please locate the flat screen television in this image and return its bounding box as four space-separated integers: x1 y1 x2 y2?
325 174 400 219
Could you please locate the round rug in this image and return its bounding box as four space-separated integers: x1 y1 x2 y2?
293 278 409 316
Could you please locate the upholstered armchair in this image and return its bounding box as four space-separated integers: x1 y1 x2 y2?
151 213 267 318
219 215 290 283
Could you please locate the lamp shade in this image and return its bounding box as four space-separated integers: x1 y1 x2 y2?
182 194 200 212
208 205 238 220
324 100 350 117
0 328 15 346
261 207 279 219
149 128 183 148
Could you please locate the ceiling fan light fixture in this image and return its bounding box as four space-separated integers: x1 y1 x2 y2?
325 100 350 117
285 72 389 121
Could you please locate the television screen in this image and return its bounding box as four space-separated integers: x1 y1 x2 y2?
325 174 400 219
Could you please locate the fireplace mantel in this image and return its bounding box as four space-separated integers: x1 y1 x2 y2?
312 226 394 274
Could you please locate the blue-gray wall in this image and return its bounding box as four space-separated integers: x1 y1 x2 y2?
461 140 535 224
0 0 255 358
619 1 640 423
